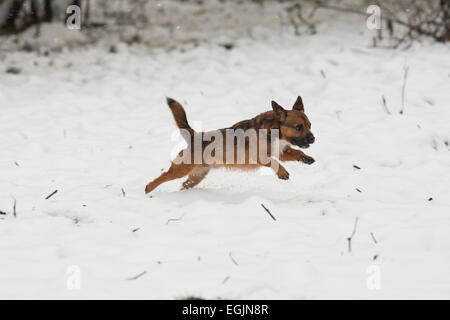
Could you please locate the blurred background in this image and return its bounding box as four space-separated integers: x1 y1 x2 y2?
0 0 448 53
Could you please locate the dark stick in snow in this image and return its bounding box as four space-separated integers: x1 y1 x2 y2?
0 210 6 215
132 227 141 233
121 187 126 197
13 199 16 218
222 276 230 284
370 232 378 244
400 65 409 114
261 204 276 221
127 271 147 280
353 165 361 170
229 252 239 266
347 217 359 253
381 95 391 114
45 190 58 199
166 217 183 225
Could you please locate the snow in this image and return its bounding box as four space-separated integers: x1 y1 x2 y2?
1 15 450 299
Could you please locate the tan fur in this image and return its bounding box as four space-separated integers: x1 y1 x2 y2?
145 96 315 194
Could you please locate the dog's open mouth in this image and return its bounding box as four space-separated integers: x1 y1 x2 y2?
293 139 310 149
298 143 310 149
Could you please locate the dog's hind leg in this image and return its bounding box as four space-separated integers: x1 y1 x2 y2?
145 163 196 194
181 166 211 190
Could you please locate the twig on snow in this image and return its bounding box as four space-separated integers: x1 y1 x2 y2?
121 187 126 197
222 275 231 284
400 65 409 114
261 204 276 221
381 95 391 114
126 271 147 280
370 232 378 244
13 199 16 218
229 252 239 266
166 216 183 225
45 190 58 199
347 217 359 253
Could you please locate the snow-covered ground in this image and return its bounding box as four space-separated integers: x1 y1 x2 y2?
0 15 449 299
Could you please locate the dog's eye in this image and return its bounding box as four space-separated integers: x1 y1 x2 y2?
295 124 303 131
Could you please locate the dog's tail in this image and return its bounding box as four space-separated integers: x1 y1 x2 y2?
166 97 195 141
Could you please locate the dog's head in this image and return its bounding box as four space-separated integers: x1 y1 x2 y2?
271 96 315 149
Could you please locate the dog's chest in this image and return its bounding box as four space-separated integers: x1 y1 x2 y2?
274 139 291 156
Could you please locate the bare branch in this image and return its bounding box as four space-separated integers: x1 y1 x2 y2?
126 271 147 281
347 217 359 253
45 190 58 200
400 64 410 114
370 232 378 244
229 252 239 266
261 204 276 221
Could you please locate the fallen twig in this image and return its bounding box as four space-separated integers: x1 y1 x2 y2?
222 275 231 284
13 199 16 218
370 232 378 244
381 95 391 115
121 187 126 197
400 65 409 114
45 190 58 200
127 271 147 281
229 252 239 266
261 204 276 221
132 227 141 233
166 217 183 225
347 217 359 253
353 165 361 170
0 210 6 215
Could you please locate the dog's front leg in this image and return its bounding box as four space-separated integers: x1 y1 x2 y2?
280 146 315 165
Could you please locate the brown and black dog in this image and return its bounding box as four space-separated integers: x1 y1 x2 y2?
145 96 315 194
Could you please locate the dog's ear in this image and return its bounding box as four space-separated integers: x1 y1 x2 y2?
292 96 304 112
271 100 286 117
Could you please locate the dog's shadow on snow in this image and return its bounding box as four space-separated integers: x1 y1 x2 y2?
147 188 328 206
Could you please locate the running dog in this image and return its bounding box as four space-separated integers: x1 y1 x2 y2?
145 96 315 193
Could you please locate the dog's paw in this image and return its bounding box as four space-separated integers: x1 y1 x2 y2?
300 155 315 165
277 168 290 180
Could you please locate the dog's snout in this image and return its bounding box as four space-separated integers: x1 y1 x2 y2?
307 133 315 143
